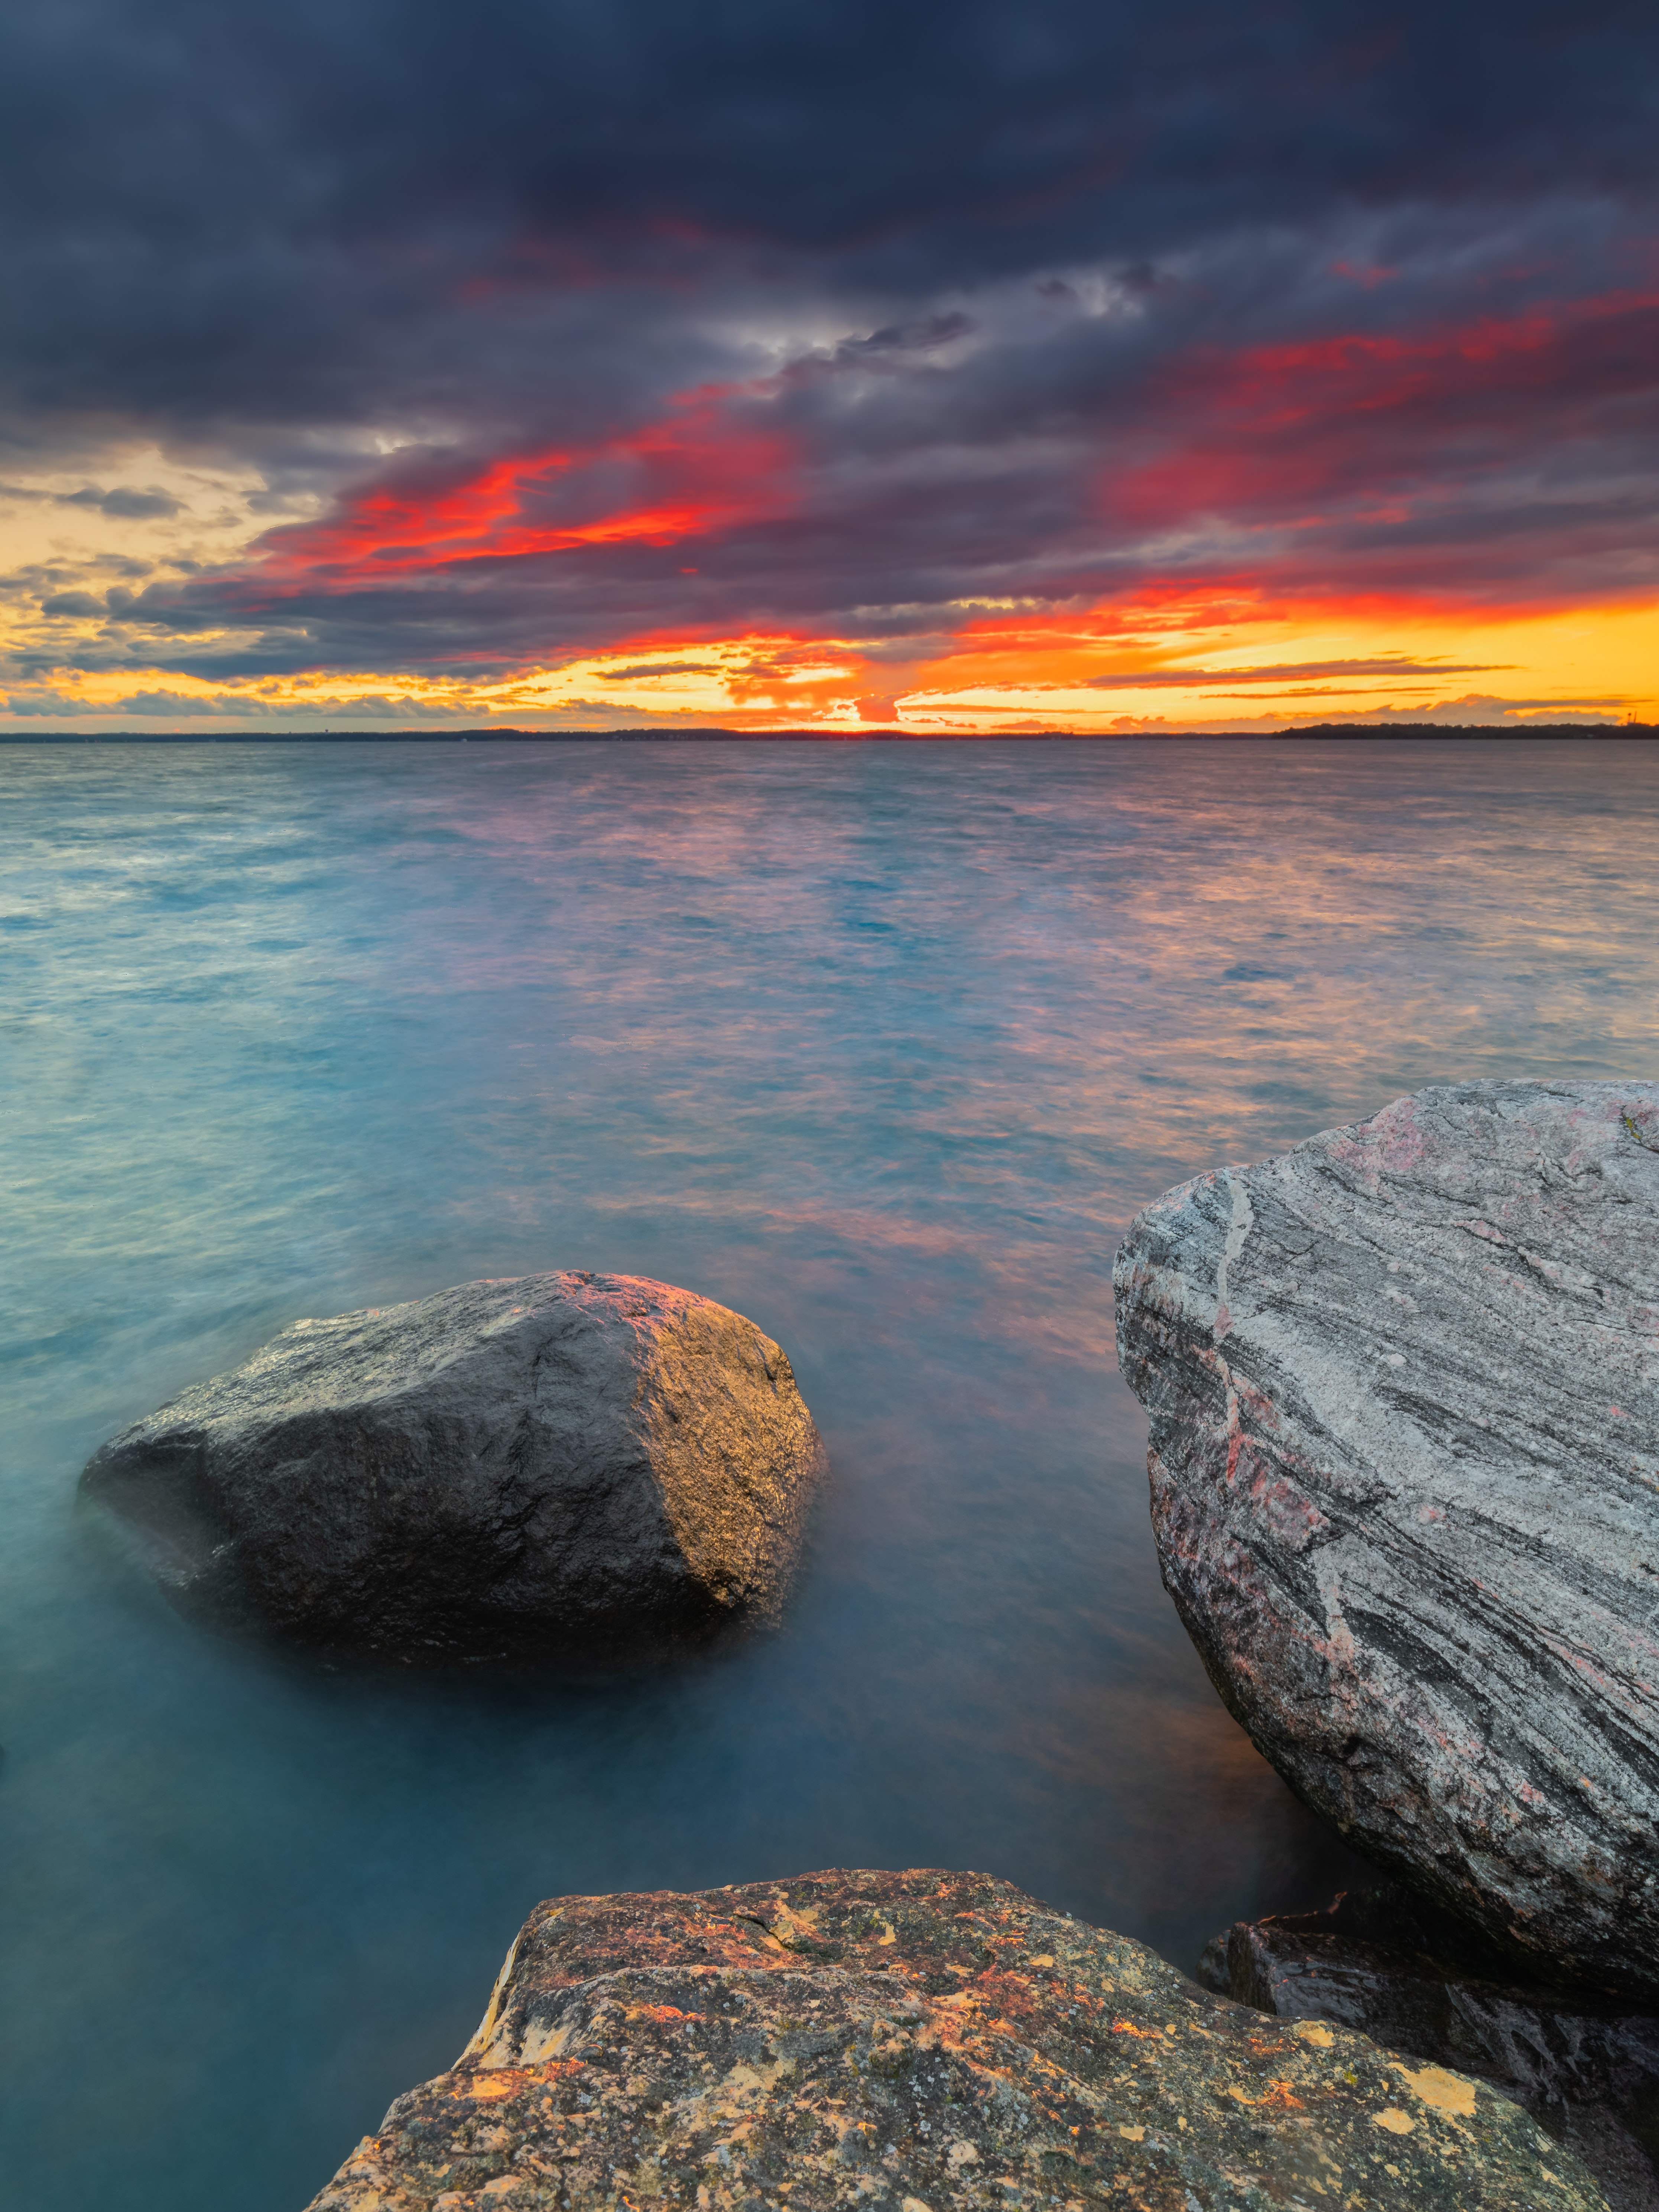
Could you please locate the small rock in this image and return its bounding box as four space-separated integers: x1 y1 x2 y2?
301 1869 1603 2212
82 1271 827 1665
1198 1885 1659 2212
1114 1081 1659 1995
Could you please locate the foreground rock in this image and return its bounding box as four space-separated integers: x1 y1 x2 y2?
305 1868 1602 2212
82 1271 827 1665
1200 1886 1659 2212
1114 1080 1659 1995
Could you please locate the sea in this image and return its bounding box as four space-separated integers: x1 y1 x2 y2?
3 734 1656 2209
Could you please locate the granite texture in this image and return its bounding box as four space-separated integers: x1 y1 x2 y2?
1114 1081 1659 1995
304 1868 1604 2212
82 1271 827 1665
1198 1885 1659 2212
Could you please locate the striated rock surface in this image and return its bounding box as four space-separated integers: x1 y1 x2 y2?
82 1271 826 1666
1199 1886 1659 2212
303 1868 1604 2212
1113 1080 1659 1995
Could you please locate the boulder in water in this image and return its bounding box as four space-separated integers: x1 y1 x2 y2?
82 1270 827 1666
1114 1079 1659 1995
304 1867 1601 2212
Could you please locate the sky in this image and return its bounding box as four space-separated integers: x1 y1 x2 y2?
1 0 1655 734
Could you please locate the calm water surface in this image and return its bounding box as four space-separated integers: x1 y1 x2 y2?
4 736 1657 2208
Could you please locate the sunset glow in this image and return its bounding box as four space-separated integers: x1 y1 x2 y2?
3 1 1654 733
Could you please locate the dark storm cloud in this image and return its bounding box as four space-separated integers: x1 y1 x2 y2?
4 0 1652 425
59 486 185 520
0 480 183 517
1 0 1655 675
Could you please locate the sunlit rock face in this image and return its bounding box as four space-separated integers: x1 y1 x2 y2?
303 1867 1600 2212
1115 1081 1659 1997
81 1271 827 1666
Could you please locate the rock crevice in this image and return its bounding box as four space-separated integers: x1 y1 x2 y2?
1199 1885 1659 2212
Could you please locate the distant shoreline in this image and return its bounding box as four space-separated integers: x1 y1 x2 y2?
1 721 1653 745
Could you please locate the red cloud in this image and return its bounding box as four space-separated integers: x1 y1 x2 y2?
126 270 1658 687
254 389 796 584
1108 287 1659 539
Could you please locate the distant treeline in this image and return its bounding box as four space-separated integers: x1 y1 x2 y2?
1273 721 1654 739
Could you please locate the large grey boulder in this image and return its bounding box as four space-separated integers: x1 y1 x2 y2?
1114 1081 1659 1997
82 1271 827 1666
305 1868 1604 2212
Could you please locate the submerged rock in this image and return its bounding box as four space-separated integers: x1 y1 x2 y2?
304 1868 1603 2212
82 1271 827 1666
1198 1885 1659 2212
1114 1080 1659 1996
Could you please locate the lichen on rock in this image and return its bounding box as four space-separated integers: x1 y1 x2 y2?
1198 1884 1659 2211
303 1868 1606 2211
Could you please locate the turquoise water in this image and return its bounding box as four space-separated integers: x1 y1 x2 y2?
3 735 1657 2208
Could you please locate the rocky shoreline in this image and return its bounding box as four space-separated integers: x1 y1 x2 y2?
305 1868 1602 2212
75 1082 1659 2209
